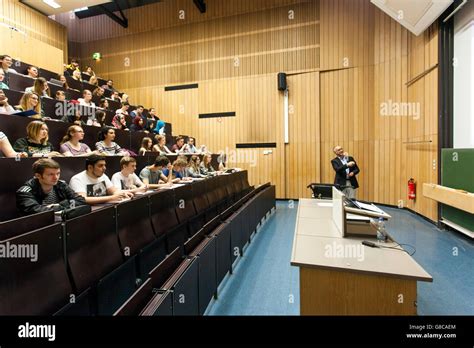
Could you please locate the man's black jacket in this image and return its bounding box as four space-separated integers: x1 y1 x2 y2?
16 178 87 215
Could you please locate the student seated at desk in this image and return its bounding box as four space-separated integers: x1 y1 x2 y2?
138 137 153 155
186 155 206 178
162 158 192 183
95 127 128 156
15 91 44 119
13 120 62 158
16 158 87 215
112 156 148 194
59 125 95 157
152 134 172 155
139 155 173 189
25 77 51 98
78 89 96 108
182 137 199 154
0 89 15 114
200 153 216 176
25 66 38 79
55 90 66 101
0 131 27 157
69 154 133 205
0 68 9 90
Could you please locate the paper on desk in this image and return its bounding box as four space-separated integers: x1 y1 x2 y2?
354 201 385 214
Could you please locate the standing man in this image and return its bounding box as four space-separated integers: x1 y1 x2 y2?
331 146 360 199
16 158 87 215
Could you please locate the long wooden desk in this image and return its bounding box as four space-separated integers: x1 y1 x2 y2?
291 199 432 315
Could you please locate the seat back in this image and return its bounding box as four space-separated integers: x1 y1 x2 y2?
0 211 54 240
65 206 122 293
149 190 179 237
116 196 155 256
114 278 153 316
149 247 183 289
0 223 72 315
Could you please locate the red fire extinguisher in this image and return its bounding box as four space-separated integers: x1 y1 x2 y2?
408 178 416 200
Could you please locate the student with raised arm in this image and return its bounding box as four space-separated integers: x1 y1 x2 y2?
69 155 133 205
139 155 173 189
111 157 148 194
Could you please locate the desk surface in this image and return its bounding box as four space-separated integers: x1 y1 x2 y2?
291 199 433 282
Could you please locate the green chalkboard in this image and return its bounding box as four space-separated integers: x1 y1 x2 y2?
441 149 474 232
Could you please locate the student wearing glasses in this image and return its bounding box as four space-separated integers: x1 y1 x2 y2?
15 91 44 118
59 125 95 157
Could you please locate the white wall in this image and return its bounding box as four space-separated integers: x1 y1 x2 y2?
454 0 474 149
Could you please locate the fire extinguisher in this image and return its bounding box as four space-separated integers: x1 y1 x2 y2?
408 178 416 200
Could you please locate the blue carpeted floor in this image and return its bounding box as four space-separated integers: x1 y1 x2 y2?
206 201 474 315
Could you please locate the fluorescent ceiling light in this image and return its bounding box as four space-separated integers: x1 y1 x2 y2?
42 0 61 9
74 7 89 12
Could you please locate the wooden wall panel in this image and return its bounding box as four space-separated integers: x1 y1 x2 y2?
0 0 68 64
56 0 439 220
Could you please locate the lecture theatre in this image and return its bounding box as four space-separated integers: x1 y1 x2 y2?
0 0 473 328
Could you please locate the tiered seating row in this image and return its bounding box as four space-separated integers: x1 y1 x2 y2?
0 155 221 222
0 171 276 316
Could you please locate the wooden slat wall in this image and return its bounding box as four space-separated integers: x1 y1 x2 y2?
56 0 320 86
0 0 68 64
319 0 438 220
55 0 439 220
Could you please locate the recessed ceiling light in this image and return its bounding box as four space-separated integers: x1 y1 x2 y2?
42 0 61 9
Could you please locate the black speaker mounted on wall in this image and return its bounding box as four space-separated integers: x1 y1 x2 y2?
277 72 287 91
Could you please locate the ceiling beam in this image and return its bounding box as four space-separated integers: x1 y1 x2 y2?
98 0 128 28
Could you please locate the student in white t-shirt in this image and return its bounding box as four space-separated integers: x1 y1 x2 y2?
111 156 148 193
69 154 133 205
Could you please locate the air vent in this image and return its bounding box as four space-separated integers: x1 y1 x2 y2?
371 0 454 35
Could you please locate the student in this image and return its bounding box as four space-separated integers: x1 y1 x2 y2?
64 58 80 76
187 155 206 178
13 120 62 157
162 158 192 183
60 108 85 127
98 98 109 110
26 66 38 79
0 89 15 114
182 137 199 154
25 77 51 98
171 136 185 153
138 137 153 155
152 134 173 155
0 68 9 89
55 90 66 101
83 66 95 77
69 155 133 205
111 156 147 193
95 127 128 156
200 153 216 176
102 79 116 92
112 102 130 130
110 91 122 103
0 55 17 85
139 155 173 188
88 75 99 86
78 89 96 107
130 105 144 119
149 108 160 121
130 117 147 132
0 131 27 158
59 75 70 90
16 158 87 215
153 120 166 135
89 109 106 127
15 91 43 118
71 69 82 82
93 87 105 98
59 125 93 157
